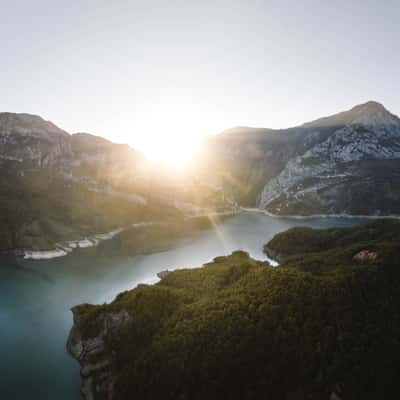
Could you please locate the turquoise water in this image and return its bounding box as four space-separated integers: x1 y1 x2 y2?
0 212 362 399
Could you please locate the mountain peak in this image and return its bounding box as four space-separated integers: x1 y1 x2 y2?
0 112 69 139
348 100 399 127
350 100 390 117
355 100 386 110
303 101 399 129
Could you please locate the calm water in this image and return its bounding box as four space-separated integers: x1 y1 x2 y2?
0 212 363 399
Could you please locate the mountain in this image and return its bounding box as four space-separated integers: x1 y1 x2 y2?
198 101 400 215
260 101 400 215
0 112 145 177
0 113 153 253
1 101 399 252
302 101 399 128
0 112 71 167
0 113 233 254
67 219 400 400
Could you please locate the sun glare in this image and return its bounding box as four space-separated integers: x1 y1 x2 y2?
143 134 199 168
141 128 199 168
117 94 213 169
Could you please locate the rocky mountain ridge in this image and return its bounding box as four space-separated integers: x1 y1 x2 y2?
0 112 71 166
259 101 400 215
1 101 399 254
198 101 400 216
0 112 145 179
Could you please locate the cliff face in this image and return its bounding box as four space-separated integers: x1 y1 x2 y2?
0 112 72 167
67 305 133 400
196 126 323 206
259 103 400 215
0 113 146 183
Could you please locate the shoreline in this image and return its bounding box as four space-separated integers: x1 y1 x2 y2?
22 222 156 261
264 254 279 267
15 210 241 261
7 206 393 261
241 207 400 220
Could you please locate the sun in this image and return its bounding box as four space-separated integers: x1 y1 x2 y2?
122 94 209 168
109 93 223 168
142 134 198 168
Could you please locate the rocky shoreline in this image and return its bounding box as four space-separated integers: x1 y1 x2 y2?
263 245 283 264
2 223 155 261
67 305 133 400
8 207 395 261
6 206 391 262
241 207 400 220
7 211 240 261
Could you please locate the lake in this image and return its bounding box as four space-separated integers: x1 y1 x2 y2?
0 211 363 399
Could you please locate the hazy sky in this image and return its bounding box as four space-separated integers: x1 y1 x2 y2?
1 0 399 158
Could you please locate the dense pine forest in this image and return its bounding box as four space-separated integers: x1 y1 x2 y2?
68 219 400 400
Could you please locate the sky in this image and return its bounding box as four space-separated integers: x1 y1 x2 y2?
1 0 399 161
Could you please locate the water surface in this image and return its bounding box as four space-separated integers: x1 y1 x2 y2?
0 212 362 399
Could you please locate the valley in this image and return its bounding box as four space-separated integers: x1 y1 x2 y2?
1 101 400 258
3 3 400 399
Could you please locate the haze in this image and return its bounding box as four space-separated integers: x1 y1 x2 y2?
1 0 399 162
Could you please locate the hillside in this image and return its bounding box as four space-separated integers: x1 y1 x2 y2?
197 101 400 215
264 219 400 270
0 113 234 254
68 219 400 400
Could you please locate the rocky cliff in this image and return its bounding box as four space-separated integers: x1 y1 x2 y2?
259 102 400 215
0 112 71 167
0 112 145 183
67 305 133 400
199 101 400 216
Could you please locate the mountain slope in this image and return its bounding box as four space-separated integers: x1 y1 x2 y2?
259 102 400 215
199 101 400 215
0 114 159 252
0 113 236 253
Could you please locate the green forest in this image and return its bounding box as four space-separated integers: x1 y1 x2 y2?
72 219 400 399
0 168 180 251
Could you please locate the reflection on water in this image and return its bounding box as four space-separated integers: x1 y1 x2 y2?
0 212 360 399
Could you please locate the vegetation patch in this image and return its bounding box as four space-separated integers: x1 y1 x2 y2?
71 220 400 400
